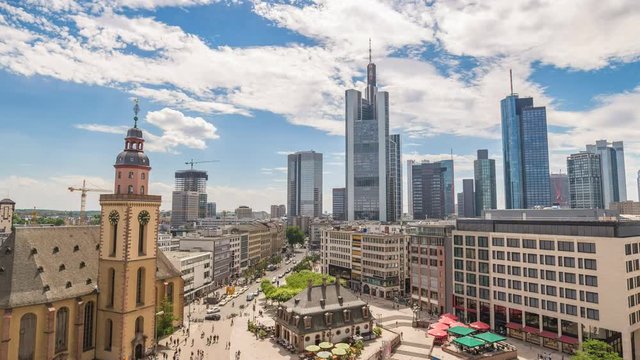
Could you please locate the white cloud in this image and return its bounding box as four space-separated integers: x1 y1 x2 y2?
276 151 294 155
74 123 129 134
144 107 219 152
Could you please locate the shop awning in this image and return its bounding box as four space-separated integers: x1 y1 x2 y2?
524 326 540 334
506 322 522 330
448 326 476 337
559 335 579 344
453 336 486 348
540 331 558 339
473 332 506 343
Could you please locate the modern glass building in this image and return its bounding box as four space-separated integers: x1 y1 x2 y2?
441 159 455 216
345 48 392 221
474 149 497 216
567 152 603 209
174 169 208 218
332 188 346 221
550 173 570 207
501 93 551 209
388 134 402 222
287 151 323 218
410 161 446 220
585 140 627 208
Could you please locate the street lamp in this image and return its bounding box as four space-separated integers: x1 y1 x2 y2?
155 310 165 357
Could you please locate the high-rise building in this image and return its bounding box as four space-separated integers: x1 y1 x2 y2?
346 45 395 222
586 140 627 208
407 160 414 219
550 173 570 207
637 170 640 202
332 188 346 221
171 191 199 227
388 134 402 222
441 159 455 216
287 151 323 218
235 205 253 219
567 152 603 209
278 204 286 217
501 77 551 209
207 202 216 217
174 169 208 218
270 205 279 218
474 149 497 215
461 178 475 217
411 161 446 220
456 192 464 217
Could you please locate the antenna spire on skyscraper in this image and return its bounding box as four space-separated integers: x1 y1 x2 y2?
369 38 372 63
509 69 514 95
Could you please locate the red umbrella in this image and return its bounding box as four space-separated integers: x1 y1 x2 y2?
430 322 449 330
441 313 459 321
438 316 455 325
470 321 490 331
428 329 448 338
449 322 468 328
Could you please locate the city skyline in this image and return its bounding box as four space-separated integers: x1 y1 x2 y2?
1 1 640 213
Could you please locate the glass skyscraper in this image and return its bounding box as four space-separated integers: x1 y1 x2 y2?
473 149 497 215
501 93 551 209
441 159 455 216
585 140 627 208
567 152 603 209
287 151 323 218
345 47 400 222
410 161 446 220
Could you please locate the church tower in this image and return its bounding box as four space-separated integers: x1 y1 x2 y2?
95 100 161 359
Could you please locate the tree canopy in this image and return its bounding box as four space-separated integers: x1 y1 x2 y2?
572 339 622 360
286 226 305 247
260 270 337 303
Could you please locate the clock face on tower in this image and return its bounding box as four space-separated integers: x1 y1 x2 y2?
138 210 151 225
108 210 119 225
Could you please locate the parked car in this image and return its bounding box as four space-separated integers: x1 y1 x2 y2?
272 277 277 283
252 291 259 297
205 314 221 321
219 300 227 306
206 307 220 314
246 294 254 301
256 288 262 293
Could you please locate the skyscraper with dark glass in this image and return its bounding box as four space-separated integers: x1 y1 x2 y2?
501 84 551 209
287 151 323 218
567 151 603 209
410 161 446 220
474 149 497 215
345 45 401 222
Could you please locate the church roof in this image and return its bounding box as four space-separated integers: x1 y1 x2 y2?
0 198 15 205
0 226 182 308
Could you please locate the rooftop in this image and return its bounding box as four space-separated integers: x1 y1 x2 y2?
164 250 211 260
283 281 367 315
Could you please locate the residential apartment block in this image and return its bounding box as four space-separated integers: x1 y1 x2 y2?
451 209 640 359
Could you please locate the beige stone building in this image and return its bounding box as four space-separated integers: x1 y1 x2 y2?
0 107 184 360
452 209 640 359
611 201 640 215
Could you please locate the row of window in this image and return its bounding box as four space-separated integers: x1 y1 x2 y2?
487 237 596 253
627 275 640 291
488 291 599 320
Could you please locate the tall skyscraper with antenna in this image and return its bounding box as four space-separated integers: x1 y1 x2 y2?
501 71 551 209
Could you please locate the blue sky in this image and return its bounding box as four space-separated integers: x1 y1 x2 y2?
1 0 639 212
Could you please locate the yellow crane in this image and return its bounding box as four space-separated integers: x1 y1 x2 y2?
68 179 110 224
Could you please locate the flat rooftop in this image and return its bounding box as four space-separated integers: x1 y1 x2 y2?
163 250 211 260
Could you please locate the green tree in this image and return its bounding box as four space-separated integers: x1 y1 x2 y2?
262 270 338 303
572 339 622 360
156 299 176 338
286 226 304 247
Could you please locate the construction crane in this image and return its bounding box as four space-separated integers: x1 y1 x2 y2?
68 180 110 225
185 159 219 170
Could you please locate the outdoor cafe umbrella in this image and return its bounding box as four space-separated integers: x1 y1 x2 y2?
317 351 332 359
429 322 449 330
318 342 334 350
438 316 455 325
305 345 321 352
441 313 459 321
427 328 448 338
449 321 468 328
469 321 491 332
334 343 350 350
332 348 347 356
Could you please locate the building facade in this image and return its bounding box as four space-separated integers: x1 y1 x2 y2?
501 92 551 209
207 202 216 218
346 49 395 222
158 232 179 251
287 151 323 218
332 188 346 221
388 134 402 222
235 206 253 220
411 161 446 220
408 223 454 315
610 201 640 215
165 251 213 301
550 173 570 208
461 179 476 218
270 204 286 218
0 198 15 235
451 209 640 358
567 152 603 209
586 140 627 208
474 149 497 216
174 169 208 219
171 191 199 227
407 160 414 220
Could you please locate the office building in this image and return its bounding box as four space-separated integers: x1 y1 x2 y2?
174 169 208 218
637 171 640 202
235 205 253 219
207 202 216 217
179 234 232 286
452 209 640 358
158 232 179 251
567 152 603 209
501 80 551 209
441 160 455 216
332 188 346 221
411 161 446 220
388 134 402 222
171 191 199 227
407 160 414 219
270 204 286 218
474 150 497 215
409 223 454 314
461 179 476 218
550 173 570 208
165 251 213 301
586 140 627 207
321 226 408 299
346 46 399 222
610 201 640 215
309 219 332 252
287 151 323 218
457 192 464 217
